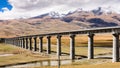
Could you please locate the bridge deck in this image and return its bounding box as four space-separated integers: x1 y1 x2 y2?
16 26 120 38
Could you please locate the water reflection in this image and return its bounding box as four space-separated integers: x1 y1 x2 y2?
5 60 75 68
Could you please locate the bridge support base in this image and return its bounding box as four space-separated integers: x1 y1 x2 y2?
34 37 37 51
25 38 28 49
29 37 32 50
39 37 43 52
47 36 51 54
70 34 76 60
57 35 62 56
88 34 94 59
112 33 119 62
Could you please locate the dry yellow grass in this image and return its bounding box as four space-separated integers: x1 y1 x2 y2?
41 34 113 47
34 62 120 68
0 43 50 66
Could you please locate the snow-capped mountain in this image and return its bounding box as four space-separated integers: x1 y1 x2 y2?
31 11 66 19
31 6 120 19
1 7 120 37
91 7 120 15
49 11 66 18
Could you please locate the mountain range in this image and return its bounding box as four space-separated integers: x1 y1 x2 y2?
0 7 120 38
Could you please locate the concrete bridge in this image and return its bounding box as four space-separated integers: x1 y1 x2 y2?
5 26 120 62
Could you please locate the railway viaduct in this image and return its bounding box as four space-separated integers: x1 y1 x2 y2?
5 26 120 62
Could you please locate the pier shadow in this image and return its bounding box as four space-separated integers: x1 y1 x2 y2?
95 57 112 59
31 48 117 61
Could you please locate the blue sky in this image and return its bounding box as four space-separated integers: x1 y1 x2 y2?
0 0 12 12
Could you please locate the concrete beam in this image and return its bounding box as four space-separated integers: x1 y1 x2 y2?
88 34 94 59
112 33 119 62
70 34 76 60
57 35 62 56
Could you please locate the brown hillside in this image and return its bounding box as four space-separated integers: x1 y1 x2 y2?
0 11 120 38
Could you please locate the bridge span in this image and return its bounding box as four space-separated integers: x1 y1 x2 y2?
5 26 120 62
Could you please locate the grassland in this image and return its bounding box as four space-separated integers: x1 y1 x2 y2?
41 34 113 47
0 43 51 66
34 62 120 68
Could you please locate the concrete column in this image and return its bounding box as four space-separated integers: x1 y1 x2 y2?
29 37 32 50
13 39 15 45
88 34 94 59
112 33 119 62
20 38 22 47
17 38 19 46
39 37 43 52
16 38 18 46
19 38 21 47
23 38 25 48
21 38 23 47
14 39 16 46
57 35 62 56
18 38 20 46
18 38 20 47
25 38 28 49
70 34 76 60
34 37 37 51
47 36 51 54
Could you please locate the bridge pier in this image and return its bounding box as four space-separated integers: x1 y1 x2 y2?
112 33 119 62
39 37 43 52
21 38 23 48
19 38 22 47
57 35 62 56
17 38 19 47
18 38 20 47
70 34 76 60
34 37 37 51
12 39 14 45
88 34 94 59
25 38 28 49
19 38 21 47
29 37 32 50
15 39 17 46
20 38 22 47
47 36 51 54
23 38 25 48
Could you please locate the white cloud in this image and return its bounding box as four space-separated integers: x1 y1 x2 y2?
0 0 120 20
2 7 10 11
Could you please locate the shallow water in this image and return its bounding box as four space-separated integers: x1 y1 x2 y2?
4 60 75 68
0 54 13 57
